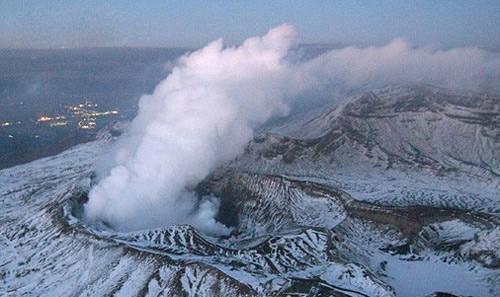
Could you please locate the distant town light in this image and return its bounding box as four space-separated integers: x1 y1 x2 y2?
37 116 53 122
39 115 66 121
78 120 97 129
49 121 68 127
35 99 119 130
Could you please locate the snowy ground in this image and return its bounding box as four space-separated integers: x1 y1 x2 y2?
1 85 499 296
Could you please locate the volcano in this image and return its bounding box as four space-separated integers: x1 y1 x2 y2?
1 85 499 297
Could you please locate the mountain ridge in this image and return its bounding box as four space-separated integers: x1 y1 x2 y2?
1 84 499 296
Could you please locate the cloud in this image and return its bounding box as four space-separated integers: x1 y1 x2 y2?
84 24 296 234
84 25 500 235
297 38 500 94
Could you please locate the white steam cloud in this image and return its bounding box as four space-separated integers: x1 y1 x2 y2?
298 38 500 93
84 25 296 234
85 25 500 234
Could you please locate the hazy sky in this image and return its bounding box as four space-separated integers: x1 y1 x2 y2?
1 1 499 49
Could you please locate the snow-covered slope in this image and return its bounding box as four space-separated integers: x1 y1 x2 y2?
236 85 500 213
1 85 499 297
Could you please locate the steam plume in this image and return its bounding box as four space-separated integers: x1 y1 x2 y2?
84 25 296 234
85 25 500 234
298 38 500 93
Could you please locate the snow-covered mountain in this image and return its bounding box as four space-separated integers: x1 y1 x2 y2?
1 85 499 297
239 85 500 213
